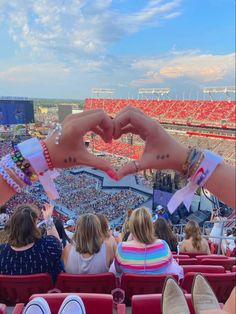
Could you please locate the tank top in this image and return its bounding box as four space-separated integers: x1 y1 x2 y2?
65 242 109 274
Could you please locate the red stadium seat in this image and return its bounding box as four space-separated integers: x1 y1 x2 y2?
0 304 7 314
200 258 236 270
173 254 190 259
231 265 236 272
11 293 126 314
0 273 54 305
55 272 116 294
180 252 208 258
183 265 225 274
181 272 235 303
131 293 195 314
120 273 178 305
178 258 198 265
196 255 229 262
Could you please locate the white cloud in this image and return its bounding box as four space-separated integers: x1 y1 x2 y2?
1 0 182 56
131 52 235 86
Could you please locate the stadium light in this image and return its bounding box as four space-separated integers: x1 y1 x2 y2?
91 88 115 98
203 86 235 101
138 88 170 100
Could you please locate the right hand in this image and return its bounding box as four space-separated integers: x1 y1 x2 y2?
113 106 189 180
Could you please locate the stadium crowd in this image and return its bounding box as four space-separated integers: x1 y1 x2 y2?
0 107 235 314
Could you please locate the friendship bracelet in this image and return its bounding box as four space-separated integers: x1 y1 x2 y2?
168 150 223 214
0 164 22 193
41 141 54 170
1 155 32 186
11 149 37 182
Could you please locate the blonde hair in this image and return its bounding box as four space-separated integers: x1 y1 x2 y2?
73 213 103 255
129 207 156 245
184 220 202 251
96 213 110 239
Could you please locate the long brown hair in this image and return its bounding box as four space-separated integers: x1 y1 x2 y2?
74 213 103 255
154 218 178 250
129 207 156 245
96 213 110 239
7 205 41 247
184 220 202 251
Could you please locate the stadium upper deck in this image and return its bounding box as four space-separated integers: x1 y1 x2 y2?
85 99 236 129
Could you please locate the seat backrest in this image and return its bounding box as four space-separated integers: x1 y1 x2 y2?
178 258 197 265
28 293 113 314
55 272 116 294
179 252 208 258
181 272 236 303
173 254 190 259
120 273 178 305
0 273 53 306
183 265 225 274
201 258 236 270
196 255 229 262
231 265 236 272
132 293 195 314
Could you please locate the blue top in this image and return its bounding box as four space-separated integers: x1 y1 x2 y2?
0 235 62 282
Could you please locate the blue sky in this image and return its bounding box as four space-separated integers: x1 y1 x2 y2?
0 0 235 99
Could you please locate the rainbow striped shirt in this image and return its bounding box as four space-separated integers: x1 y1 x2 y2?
115 239 172 274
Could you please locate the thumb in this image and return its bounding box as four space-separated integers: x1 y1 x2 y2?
116 155 152 180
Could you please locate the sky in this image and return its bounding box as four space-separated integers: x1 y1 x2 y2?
0 0 235 99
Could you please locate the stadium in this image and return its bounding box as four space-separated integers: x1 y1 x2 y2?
0 0 235 312
0 90 235 313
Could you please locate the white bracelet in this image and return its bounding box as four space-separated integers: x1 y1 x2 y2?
167 150 223 214
0 164 22 193
17 138 59 200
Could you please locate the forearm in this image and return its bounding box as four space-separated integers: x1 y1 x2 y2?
204 162 236 211
0 176 16 205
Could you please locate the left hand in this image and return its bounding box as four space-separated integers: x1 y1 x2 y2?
45 109 115 174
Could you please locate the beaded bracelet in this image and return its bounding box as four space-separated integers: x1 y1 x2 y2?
41 141 54 170
11 149 37 182
0 164 22 193
181 147 202 179
1 155 32 186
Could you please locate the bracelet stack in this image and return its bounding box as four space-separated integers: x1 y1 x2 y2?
0 139 55 195
181 147 203 180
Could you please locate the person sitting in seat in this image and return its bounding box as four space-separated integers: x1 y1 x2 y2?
62 213 115 274
115 207 183 278
154 218 178 253
0 203 62 282
180 220 210 254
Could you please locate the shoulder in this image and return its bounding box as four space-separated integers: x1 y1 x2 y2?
0 243 9 252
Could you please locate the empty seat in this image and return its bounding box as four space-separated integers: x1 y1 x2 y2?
178 258 197 265
55 272 116 294
132 293 195 314
201 258 236 270
183 265 225 274
196 255 229 262
180 252 208 258
0 273 54 306
120 273 178 305
181 272 235 303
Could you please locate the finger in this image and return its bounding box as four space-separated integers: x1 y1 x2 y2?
91 126 112 143
114 125 146 140
113 109 151 139
115 156 149 180
71 110 114 142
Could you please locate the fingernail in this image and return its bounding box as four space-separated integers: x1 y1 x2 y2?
107 169 119 181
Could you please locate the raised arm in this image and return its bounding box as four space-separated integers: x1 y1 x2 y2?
113 106 235 210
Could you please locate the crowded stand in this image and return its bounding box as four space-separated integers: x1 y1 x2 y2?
0 106 235 314
85 98 236 128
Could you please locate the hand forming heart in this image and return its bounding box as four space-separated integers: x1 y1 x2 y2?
45 106 188 180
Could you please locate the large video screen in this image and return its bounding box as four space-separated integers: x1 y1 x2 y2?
0 99 34 125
